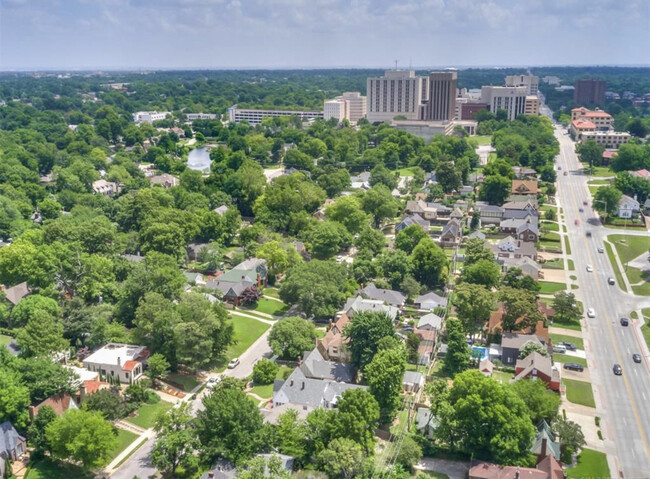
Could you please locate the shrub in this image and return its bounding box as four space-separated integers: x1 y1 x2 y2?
145 389 161 404
252 359 279 385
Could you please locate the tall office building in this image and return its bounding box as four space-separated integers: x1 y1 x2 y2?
367 70 428 123
505 74 539 95
481 86 528 121
574 79 606 105
426 72 457 121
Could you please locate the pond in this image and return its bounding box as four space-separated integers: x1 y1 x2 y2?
187 146 211 173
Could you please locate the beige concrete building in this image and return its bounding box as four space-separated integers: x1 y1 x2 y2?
367 70 428 122
524 96 539 116
570 107 613 129
505 74 539 95
581 131 630 148
481 86 528 121
426 72 457 121
323 92 367 123
227 106 323 124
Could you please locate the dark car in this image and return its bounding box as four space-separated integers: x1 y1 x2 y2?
402 326 414 332
559 342 577 351
620 317 629 326
632 354 642 363
563 363 584 372
613 364 623 375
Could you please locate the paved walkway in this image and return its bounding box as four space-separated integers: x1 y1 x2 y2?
104 429 153 474
115 419 146 435
230 310 275 325
562 398 604 453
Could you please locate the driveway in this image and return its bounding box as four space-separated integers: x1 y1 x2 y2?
416 457 470 479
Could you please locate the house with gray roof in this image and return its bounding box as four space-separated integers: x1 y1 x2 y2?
491 236 537 261
359 283 406 308
342 296 399 320
205 277 255 305
395 214 430 233
232 258 268 286
473 203 504 225
501 333 544 366
516 222 539 242
0 421 26 477
213 205 230 216
417 313 442 332
2 282 29 306
414 291 447 311
530 420 561 462
416 407 437 439
439 218 463 247
402 371 425 393
499 256 542 279
299 349 355 383
272 368 366 410
350 172 371 190
467 230 486 240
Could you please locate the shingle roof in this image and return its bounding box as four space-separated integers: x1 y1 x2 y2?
501 333 542 350
417 313 442 331
300 349 355 382
273 368 366 409
359 283 406 307
32 393 76 417
342 296 399 320
515 352 554 380
3 282 29 306
0 421 24 456
414 291 447 308
403 371 424 386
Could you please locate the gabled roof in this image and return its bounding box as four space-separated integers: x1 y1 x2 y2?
511 180 540 194
233 258 267 272
359 283 406 307
342 296 399 320
32 392 77 416
501 333 542 350
397 214 430 231
273 368 366 409
516 222 539 236
515 352 556 381
300 349 355 383
205 278 254 297
536 455 564 479
0 421 24 456
3 282 29 306
474 203 504 214
417 313 442 331
414 291 448 308
441 218 462 238
403 371 424 386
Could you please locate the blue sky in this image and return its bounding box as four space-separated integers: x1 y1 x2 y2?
1 0 648 70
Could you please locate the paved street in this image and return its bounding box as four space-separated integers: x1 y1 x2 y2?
109 320 273 478
554 126 650 477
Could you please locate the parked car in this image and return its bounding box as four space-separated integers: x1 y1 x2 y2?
227 357 240 369
583 201 588 206
402 326 414 332
559 342 577 351
586 265 593 272
613 364 623 375
553 345 567 353
563 363 584 372
620 317 629 326
587 308 596 318
632 353 642 363
608 277 615 285
586 231 592 237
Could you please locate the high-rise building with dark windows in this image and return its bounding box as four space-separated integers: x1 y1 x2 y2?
426 72 457 121
574 79 606 105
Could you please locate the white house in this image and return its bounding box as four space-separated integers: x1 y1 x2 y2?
617 195 640 219
83 343 149 384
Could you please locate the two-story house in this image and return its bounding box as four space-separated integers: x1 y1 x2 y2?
83 343 149 384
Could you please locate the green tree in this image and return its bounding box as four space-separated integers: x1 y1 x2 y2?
435 161 462 194
509 380 560 424
395 224 428 254
400 276 422 300
16 310 69 358
361 185 399 227
0 369 30 429
593 186 622 218
410 237 449 288
354 227 386 255
239 455 291 479
576 140 605 168
551 291 581 324
140 222 188 261
308 221 352 259
369 164 398 190
46 409 118 470
376 249 413 290
83 389 125 421
461 259 501 288
518 340 548 359
453 283 495 336
275 409 308 459
395 436 423 470
479 174 511 206
464 238 494 266
268 317 317 360
470 211 480 230
317 438 365 479
9 294 60 328
196 385 264 464
151 402 199 477
13 357 78 403
544 209 556 221
443 318 469 376
332 389 380 452
252 359 279 385
499 287 542 333
552 417 586 458
146 353 170 383
344 311 395 370
364 347 406 423
501 268 540 293
37 197 62 220
256 241 302 276
28 405 57 458
610 143 650 172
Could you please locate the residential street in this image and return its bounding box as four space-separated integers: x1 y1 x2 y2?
554 126 650 477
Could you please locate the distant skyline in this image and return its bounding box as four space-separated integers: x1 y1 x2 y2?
1 0 648 71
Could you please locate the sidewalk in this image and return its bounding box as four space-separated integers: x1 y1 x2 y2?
562 397 604 453
104 429 153 474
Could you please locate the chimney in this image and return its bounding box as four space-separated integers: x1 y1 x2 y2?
117 356 121 366
80 383 87 402
298 356 302 366
209 473 215 478
515 468 520 479
540 437 548 460
301 381 305 390
290 379 294 387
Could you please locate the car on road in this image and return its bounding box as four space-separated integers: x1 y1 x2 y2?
557 166 562 170
583 201 588 206
632 353 642 363
613 364 623 375
564 363 584 372
579 207 584 212
620 317 629 326
586 265 593 272
563 171 568 176
608 277 615 285
598 246 604 253
558 342 577 351
586 231 592 237
574 219 579 225
227 357 240 369
587 308 596 318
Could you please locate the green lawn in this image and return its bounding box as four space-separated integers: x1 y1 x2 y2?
262 287 280 299
227 314 271 359
396 167 418 177
604 241 627 293
633 282 650 296
472 135 492 146
487 152 497 162
106 429 139 462
540 221 559 232
553 354 587 368
627 266 650 284
566 448 610 478
26 458 93 479
641 321 650 350
541 232 561 242
0 334 12 346
564 236 571 255
563 379 595 408
552 320 582 332
254 298 289 316
568 259 575 271
492 370 513 384
315 328 326 339
550 334 584 350
164 372 200 392
250 365 293 398
539 282 566 295
582 164 612 177
539 241 562 253
543 258 564 270
609 234 650 264
417 471 451 479
125 400 173 429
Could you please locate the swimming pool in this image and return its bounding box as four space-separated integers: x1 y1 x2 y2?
471 346 487 360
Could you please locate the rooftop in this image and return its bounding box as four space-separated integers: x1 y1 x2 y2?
84 343 149 368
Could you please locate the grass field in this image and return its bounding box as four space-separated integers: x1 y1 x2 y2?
564 236 571 255
541 232 561 242
582 164 612 178
214 314 272 371
540 241 562 253
250 365 293 399
0 334 12 346
553 354 587 368
492 370 513 384
540 221 559 232
262 287 280 298
550 334 584 351
604 241 628 293
396 167 418 177
472 135 492 146
25 459 93 479
254 298 289 316
543 258 564 270
126 400 173 429
563 379 595 408
641 321 650 350
609 234 650 263
539 282 566 295
566 448 610 478
568 259 575 271
106 429 139 462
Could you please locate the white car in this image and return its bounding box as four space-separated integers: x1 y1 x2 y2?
227 357 240 369
597 246 604 253
586 265 593 272
587 308 596 318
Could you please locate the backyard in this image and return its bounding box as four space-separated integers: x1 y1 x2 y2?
249 365 293 399
563 379 595 408
25 458 92 479
566 448 610 478
125 400 173 429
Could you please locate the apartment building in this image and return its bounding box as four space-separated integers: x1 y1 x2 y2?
480 86 528 121
524 96 539 116
367 70 428 122
133 111 170 124
574 79 606 105
505 74 539 95
323 92 367 123
581 130 630 148
570 107 613 130
425 72 457 121
227 106 324 124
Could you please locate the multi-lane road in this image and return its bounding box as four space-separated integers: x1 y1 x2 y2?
555 126 650 477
